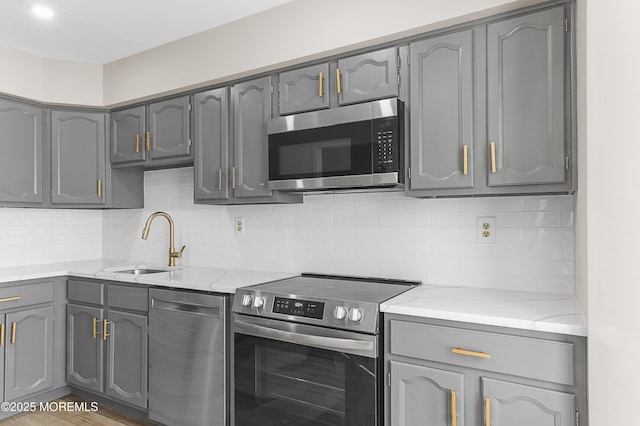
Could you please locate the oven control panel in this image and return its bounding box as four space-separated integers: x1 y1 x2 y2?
273 297 324 319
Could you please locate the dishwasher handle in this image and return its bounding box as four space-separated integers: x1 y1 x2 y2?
151 298 220 318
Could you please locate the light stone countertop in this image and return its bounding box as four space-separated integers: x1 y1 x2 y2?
0 260 587 336
381 284 587 337
0 259 297 294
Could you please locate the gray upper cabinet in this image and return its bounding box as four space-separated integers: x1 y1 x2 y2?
390 360 463 426
51 110 106 206
232 77 273 199
487 6 567 187
337 47 399 106
0 99 44 205
148 96 192 161
110 106 145 164
279 63 330 115
482 378 575 426
194 88 229 202
5 306 54 402
408 29 474 191
110 96 192 169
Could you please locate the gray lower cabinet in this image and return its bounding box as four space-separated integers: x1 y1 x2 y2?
0 98 44 205
486 6 567 188
408 29 474 191
277 47 400 115
67 279 148 410
51 110 107 206
385 315 587 426
110 96 192 169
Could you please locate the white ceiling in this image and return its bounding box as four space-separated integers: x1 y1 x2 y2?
0 0 294 64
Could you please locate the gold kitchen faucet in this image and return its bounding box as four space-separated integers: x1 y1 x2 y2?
141 211 186 267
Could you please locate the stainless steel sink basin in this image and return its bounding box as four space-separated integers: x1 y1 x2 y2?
115 268 171 275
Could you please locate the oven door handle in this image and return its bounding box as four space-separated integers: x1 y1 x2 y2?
234 316 377 358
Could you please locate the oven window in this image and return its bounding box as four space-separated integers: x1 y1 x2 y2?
235 333 379 426
268 120 372 181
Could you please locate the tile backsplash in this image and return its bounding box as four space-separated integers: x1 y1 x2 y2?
102 168 575 294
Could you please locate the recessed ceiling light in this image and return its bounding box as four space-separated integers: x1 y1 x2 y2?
30 5 55 19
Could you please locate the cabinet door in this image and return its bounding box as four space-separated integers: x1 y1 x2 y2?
105 309 148 409
110 106 146 164
390 361 464 426
279 63 330 115
148 96 191 160
194 88 230 201
337 47 399 106
482 378 575 426
409 30 474 190
487 7 566 186
67 304 103 393
232 76 273 199
5 306 54 401
51 110 106 205
0 99 43 204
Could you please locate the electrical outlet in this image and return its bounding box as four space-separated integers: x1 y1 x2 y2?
477 217 496 244
234 217 244 235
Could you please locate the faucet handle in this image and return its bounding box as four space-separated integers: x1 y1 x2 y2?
172 245 186 259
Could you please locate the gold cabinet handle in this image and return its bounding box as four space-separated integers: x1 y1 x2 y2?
103 319 110 341
92 317 101 339
0 323 5 346
0 296 21 303
490 142 496 173
232 166 236 189
463 145 468 176
485 397 491 426
452 348 491 359
218 169 223 191
451 390 457 426
97 179 102 198
319 71 324 97
336 68 342 94
135 133 141 153
11 322 16 344
146 131 151 151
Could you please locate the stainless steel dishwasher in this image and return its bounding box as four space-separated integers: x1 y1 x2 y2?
149 288 227 426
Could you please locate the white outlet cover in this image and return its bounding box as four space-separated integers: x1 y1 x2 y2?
234 217 244 235
477 216 496 244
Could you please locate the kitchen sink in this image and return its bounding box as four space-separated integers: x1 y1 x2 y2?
115 268 172 275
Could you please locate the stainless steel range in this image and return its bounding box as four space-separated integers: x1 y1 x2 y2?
232 273 420 426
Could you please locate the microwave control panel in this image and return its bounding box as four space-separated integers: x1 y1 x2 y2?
373 116 400 173
273 297 324 319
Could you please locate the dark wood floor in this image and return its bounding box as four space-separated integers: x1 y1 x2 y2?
1 395 153 425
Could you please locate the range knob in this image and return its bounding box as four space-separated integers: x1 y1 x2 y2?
333 306 347 320
253 296 265 308
241 294 253 307
348 307 363 322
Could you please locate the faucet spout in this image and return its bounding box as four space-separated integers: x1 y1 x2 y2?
141 211 185 267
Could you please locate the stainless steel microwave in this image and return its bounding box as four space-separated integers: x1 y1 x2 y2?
267 98 404 192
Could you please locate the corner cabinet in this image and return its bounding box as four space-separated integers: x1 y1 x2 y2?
51 110 107 206
385 314 587 426
67 279 148 411
0 278 67 421
194 79 301 205
0 98 44 205
110 96 193 169
407 5 574 197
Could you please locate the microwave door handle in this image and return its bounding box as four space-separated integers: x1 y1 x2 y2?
235 318 375 356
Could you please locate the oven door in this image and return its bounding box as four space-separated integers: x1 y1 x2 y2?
233 314 381 426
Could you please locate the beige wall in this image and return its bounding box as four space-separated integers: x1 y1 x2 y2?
103 0 544 106
581 0 640 424
0 44 103 106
